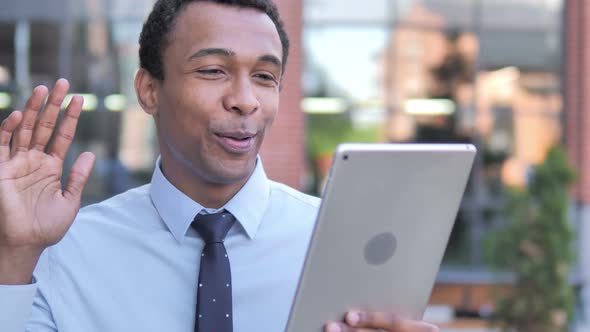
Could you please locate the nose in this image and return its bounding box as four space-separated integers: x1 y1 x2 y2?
222 76 260 115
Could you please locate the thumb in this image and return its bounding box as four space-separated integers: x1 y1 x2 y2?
64 152 96 201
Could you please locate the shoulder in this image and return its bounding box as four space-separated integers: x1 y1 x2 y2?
76 184 153 223
267 180 321 213
38 185 152 254
269 180 321 207
58 183 162 241
45 184 163 264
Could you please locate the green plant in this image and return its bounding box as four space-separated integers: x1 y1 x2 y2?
306 113 352 158
486 146 576 332
306 113 379 158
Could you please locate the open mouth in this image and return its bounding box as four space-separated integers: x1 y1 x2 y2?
215 132 257 153
215 133 256 141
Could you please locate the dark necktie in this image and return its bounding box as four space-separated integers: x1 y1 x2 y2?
192 211 235 332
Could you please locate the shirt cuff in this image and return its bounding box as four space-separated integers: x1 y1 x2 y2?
0 283 38 332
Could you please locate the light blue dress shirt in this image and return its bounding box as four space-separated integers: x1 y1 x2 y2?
0 158 320 332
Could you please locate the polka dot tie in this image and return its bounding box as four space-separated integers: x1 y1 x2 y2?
192 211 235 332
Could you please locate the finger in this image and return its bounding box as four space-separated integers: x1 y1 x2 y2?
344 311 439 332
0 111 23 162
48 94 83 160
324 322 372 332
12 85 49 156
63 152 95 201
30 78 70 152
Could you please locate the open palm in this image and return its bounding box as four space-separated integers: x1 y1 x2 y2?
0 79 95 250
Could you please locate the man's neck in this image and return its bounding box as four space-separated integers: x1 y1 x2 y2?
158 157 251 209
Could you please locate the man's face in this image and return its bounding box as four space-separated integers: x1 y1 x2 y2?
154 2 282 186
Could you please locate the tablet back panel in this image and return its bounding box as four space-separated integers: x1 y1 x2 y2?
286 143 476 332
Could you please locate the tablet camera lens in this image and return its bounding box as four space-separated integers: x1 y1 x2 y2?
343 155 349 161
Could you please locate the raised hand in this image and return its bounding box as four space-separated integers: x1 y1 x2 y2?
0 79 95 284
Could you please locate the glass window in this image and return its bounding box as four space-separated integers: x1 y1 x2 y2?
481 0 562 29
304 0 566 268
476 28 562 190
303 27 389 194
382 27 477 143
0 15 157 205
0 23 15 93
394 0 475 29
107 0 155 20
0 1 69 21
304 27 387 101
304 0 390 23
382 26 478 265
0 0 154 21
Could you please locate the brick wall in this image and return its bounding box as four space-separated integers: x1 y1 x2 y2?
258 0 306 190
566 0 590 203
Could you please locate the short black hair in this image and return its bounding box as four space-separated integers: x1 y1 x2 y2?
139 0 290 81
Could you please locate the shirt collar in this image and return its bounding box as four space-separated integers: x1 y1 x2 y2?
150 157 270 243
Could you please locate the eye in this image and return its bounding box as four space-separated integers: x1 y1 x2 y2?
197 68 225 76
254 73 278 85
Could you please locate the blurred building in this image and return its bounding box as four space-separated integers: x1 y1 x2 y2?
303 0 576 327
2 0 590 328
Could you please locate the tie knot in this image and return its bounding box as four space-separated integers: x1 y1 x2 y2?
192 211 235 244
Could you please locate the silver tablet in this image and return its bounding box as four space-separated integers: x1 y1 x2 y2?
286 143 476 332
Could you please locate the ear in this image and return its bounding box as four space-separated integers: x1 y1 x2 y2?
134 68 160 115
